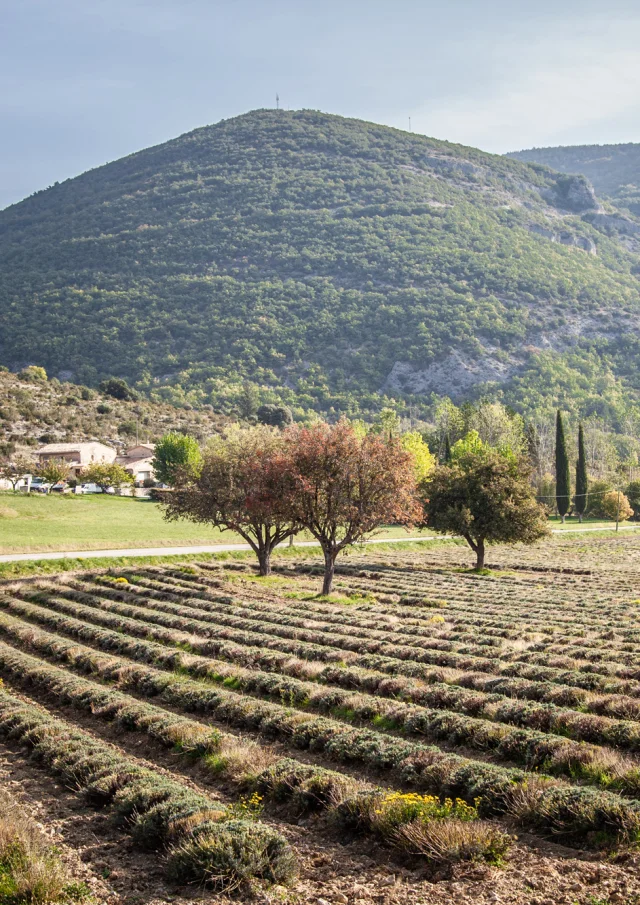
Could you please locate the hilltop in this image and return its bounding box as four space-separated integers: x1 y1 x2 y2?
507 142 640 216
0 368 228 456
2 109 640 423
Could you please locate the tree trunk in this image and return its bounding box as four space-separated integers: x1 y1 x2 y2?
322 548 336 596
561 513 565 524
578 512 582 523
475 539 485 571
257 547 272 576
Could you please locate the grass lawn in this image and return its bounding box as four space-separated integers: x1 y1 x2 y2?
0 493 237 554
547 516 640 531
0 492 433 554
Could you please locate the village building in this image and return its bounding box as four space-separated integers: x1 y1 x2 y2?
115 443 156 485
36 441 116 478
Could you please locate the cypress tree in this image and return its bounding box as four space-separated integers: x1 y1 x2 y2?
575 422 588 523
555 410 571 523
444 434 452 463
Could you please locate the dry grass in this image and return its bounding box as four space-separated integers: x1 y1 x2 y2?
0 507 18 519
393 817 513 866
0 788 89 903
206 736 277 781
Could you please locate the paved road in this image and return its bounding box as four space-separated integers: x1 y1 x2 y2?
0 536 437 563
0 525 639 563
0 536 436 563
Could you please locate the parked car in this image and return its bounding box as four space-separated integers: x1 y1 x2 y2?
50 482 71 493
79 483 115 494
30 477 50 493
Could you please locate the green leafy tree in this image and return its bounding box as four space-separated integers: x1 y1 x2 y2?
0 454 36 491
152 433 202 486
574 423 588 522
420 450 549 570
400 431 435 482
434 400 465 459
450 430 488 460
586 479 614 518
347 418 368 439
372 407 401 440
626 480 640 521
443 434 452 463
99 377 138 401
83 462 135 493
39 459 70 489
257 404 293 429
469 402 525 456
555 410 571 522
238 381 260 420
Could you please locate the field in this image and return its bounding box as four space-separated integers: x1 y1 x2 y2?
0 492 636 557
2 535 640 903
0 493 237 554
0 493 436 556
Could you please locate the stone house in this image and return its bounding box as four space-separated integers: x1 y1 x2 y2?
36 442 116 478
115 444 156 485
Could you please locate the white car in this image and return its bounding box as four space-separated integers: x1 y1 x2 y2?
79 483 115 494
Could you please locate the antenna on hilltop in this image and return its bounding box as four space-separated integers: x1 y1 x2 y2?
408 116 412 132
276 93 280 110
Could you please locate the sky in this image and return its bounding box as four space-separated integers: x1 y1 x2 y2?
2 0 640 209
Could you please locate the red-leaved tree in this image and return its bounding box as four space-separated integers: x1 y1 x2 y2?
284 420 421 595
161 426 299 575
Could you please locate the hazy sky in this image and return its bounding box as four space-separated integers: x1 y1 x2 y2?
2 0 640 209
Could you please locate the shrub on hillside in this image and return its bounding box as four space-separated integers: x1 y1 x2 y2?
99 377 138 401
257 404 293 429
118 420 137 437
18 366 47 382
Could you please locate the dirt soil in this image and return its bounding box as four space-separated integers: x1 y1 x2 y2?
2 730 639 905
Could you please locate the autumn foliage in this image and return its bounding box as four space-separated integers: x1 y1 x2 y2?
601 491 633 522
162 420 550 588
284 420 421 593
163 426 298 575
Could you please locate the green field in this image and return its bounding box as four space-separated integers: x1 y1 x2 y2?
0 493 428 554
0 493 237 553
0 492 636 555
547 515 640 530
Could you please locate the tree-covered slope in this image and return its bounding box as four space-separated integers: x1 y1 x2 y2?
507 143 640 216
2 109 640 422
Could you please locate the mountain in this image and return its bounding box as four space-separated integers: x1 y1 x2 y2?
507 143 640 216
2 109 640 424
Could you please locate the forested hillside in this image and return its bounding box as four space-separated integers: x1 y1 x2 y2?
0 368 228 454
2 109 640 425
508 143 640 216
